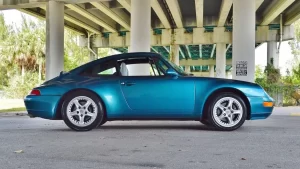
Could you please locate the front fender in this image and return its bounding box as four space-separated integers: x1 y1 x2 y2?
194 78 267 118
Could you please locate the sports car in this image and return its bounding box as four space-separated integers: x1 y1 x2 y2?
24 52 274 131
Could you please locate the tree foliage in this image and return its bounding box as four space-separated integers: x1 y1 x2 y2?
0 12 109 98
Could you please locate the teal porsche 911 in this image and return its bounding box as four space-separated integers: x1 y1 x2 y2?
24 52 274 131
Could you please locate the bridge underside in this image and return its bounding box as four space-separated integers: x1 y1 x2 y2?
1 0 299 79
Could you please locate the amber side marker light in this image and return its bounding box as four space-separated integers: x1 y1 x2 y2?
263 101 273 107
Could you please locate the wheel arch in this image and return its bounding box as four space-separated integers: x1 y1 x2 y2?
202 87 251 120
54 88 107 120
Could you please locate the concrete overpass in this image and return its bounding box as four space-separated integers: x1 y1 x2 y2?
0 0 299 81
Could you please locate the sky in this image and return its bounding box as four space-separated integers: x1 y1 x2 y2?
1 9 295 76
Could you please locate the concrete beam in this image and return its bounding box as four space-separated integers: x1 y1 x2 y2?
185 45 191 58
90 2 130 30
64 14 101 34
163 46 170 53
18 8 85 35
179 46 185 58
285 13 300 26
40 6 101 34
256 0 264 11
195 0 204 27
210 44 216 58
0 3 47 10
192 72 212 77
255 25 294 42
65 4 117 32
261 0 295 25
91 25 294 48
284 0 300 25
151 0 171 29
109 1 124 9
226 44 231 52
180 59 232 66
218 0 233 27
151 47 159 53
117 0 131 13
165 0 183 28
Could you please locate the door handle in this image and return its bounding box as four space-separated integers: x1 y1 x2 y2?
121 82 136 86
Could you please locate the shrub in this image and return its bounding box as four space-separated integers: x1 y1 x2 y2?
3 71 42 99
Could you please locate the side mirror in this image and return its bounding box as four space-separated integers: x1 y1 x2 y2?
166 68 178 77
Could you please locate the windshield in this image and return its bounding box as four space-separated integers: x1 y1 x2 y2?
162 57 188 76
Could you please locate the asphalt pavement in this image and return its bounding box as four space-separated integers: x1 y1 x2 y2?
0 107 300 169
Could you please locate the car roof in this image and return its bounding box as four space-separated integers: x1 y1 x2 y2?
69 52 162 74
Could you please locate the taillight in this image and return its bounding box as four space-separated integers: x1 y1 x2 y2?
30 89 41 96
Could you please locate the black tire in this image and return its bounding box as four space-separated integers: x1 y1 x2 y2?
200 119 211 126
61 90 105 131
99 120 107 126
207 92 247 131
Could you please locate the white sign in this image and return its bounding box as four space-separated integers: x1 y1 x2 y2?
236 61 247 76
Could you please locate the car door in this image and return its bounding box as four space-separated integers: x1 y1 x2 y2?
118 56 195 117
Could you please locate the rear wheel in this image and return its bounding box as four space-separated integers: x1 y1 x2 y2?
61 90 105 131
207 92 247 131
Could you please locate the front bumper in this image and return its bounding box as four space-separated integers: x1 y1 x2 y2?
24 95 61 119
248 96 274 120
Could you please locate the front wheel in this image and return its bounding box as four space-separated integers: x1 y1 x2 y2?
61 90 105 131
207 92 247 131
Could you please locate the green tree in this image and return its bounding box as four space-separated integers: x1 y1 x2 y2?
0 13 13 88
64 30 89 71
1 15 46 84
289 19 300 80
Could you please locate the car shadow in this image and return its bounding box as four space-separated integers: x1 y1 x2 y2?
48 124 222 132
95 123 219 131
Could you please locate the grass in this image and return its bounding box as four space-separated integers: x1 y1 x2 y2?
0 107 26 113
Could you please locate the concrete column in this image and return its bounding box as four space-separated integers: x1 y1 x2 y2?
267 41 279 68
128 0 151 76
45 1 64 80
209 65 214 77
226 71 231 79
170 45 179 66
216 43 226 78
232 0 255 82
185 66 191 74
89 47 98 61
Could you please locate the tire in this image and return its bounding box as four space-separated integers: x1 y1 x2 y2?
207 92 247 131
200 119 211 126
61 90 105 131
99 120 107 126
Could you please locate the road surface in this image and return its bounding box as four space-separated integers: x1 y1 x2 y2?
0 108 300 169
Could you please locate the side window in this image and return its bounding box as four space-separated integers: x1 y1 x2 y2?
117 57 169 76
98 67 116 75
81 60 118 76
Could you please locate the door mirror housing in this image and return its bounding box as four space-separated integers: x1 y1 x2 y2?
166 68 178 77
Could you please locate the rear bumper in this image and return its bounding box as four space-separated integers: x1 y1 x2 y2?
248 96 274 120
24 95 61 119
